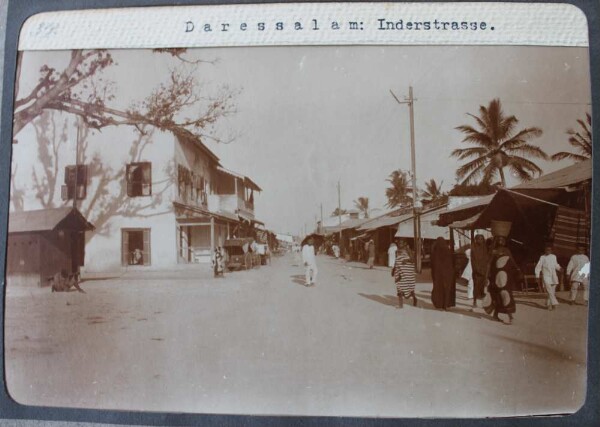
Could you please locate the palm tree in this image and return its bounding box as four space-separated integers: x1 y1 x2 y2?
385 170 413 208
551 113 592 162
421 179 444 205
353 197 370 218
452 98 547 187
331 207 347 217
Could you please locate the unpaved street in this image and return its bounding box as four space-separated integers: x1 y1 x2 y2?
4 253 588 417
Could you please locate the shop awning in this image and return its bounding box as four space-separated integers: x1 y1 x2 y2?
436 194 495 227
323 218 370 234
396 207 449 240
8 207 95 233
447 212 483 230
357 213 412 231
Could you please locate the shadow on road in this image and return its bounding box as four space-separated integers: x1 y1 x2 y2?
358 291 491 321
290 274 306 286
487 333 583 365
358 293 398 307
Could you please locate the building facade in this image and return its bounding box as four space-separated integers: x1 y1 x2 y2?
10 116 261 273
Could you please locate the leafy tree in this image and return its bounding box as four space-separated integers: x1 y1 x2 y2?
551 113 592 162
448 182 497 197
385 169 413 208
353 196 370 218
13 49 235 141
420 179 445 205
331 208 348 217
452 98 547 187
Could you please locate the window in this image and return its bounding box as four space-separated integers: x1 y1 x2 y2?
61 164 88 201
126 162 152 197
121 228 151 266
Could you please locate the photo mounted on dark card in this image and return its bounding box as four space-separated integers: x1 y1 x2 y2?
1 1 595 420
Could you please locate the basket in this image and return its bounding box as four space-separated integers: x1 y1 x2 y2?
491 220 512 237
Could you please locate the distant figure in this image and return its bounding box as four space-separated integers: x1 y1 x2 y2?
462 248 474 299
388 241 398 268
332 244 340 259
393 239 417 308
212 246 225 277
470 234 490 309
430 237 455 310
367 240 376 269
132 248 143 265
488 237 520 324
302 237 318 287
535 244 562 311
567 245 590 306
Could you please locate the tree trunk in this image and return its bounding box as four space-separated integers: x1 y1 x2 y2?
498 168 506 187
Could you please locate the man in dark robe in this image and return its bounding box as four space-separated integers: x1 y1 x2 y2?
430 237 456 309
470 234 490 309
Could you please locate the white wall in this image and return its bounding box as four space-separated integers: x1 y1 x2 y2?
10 112 179 272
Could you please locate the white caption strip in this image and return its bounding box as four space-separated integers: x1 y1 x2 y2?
19 2 589 50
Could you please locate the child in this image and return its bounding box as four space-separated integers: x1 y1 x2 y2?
535 244 562 311
212 247 225 278
567 244 590 305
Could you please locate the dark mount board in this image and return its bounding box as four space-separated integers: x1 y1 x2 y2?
0 0 598 426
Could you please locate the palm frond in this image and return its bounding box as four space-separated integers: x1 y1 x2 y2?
550 151 589 162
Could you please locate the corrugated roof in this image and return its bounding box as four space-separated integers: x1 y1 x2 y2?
8 207 95 233
323 218 369 234
512 159 592 190
357 213 412 231
440 194 496 216
172 128 220 165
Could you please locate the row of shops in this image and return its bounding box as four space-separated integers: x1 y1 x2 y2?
321 159 592 275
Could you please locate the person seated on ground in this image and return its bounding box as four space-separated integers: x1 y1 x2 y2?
51 269 85 293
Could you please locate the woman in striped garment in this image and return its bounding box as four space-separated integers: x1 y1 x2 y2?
393 239 418 308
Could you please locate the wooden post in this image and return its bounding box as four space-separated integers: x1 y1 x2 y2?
210 217 215 259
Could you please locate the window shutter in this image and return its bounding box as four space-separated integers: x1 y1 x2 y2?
76 185 86 200
143 229 151 266
121 230 129 266
144 163 152 195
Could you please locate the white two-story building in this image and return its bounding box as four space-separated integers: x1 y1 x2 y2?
9 113 262 273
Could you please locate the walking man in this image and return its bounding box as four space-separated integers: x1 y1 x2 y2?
302 237 318 287
535 244 562 311
367 239 376 269
567 244 590 306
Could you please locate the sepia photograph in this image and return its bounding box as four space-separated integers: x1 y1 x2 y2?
4 40 592 418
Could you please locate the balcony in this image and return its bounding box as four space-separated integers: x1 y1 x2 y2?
208 194 254 219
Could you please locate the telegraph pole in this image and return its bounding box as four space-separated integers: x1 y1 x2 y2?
390 86 422 273
337 181 342 248
320 203 324 234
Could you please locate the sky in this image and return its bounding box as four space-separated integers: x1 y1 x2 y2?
17 45 591 235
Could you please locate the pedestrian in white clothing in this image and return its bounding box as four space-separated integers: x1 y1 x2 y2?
567 244 590 305
462 248 474 300
302 237 318 287
535 244 562 310
388 242 398 268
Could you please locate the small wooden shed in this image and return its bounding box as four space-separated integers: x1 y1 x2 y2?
6 207 95 287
